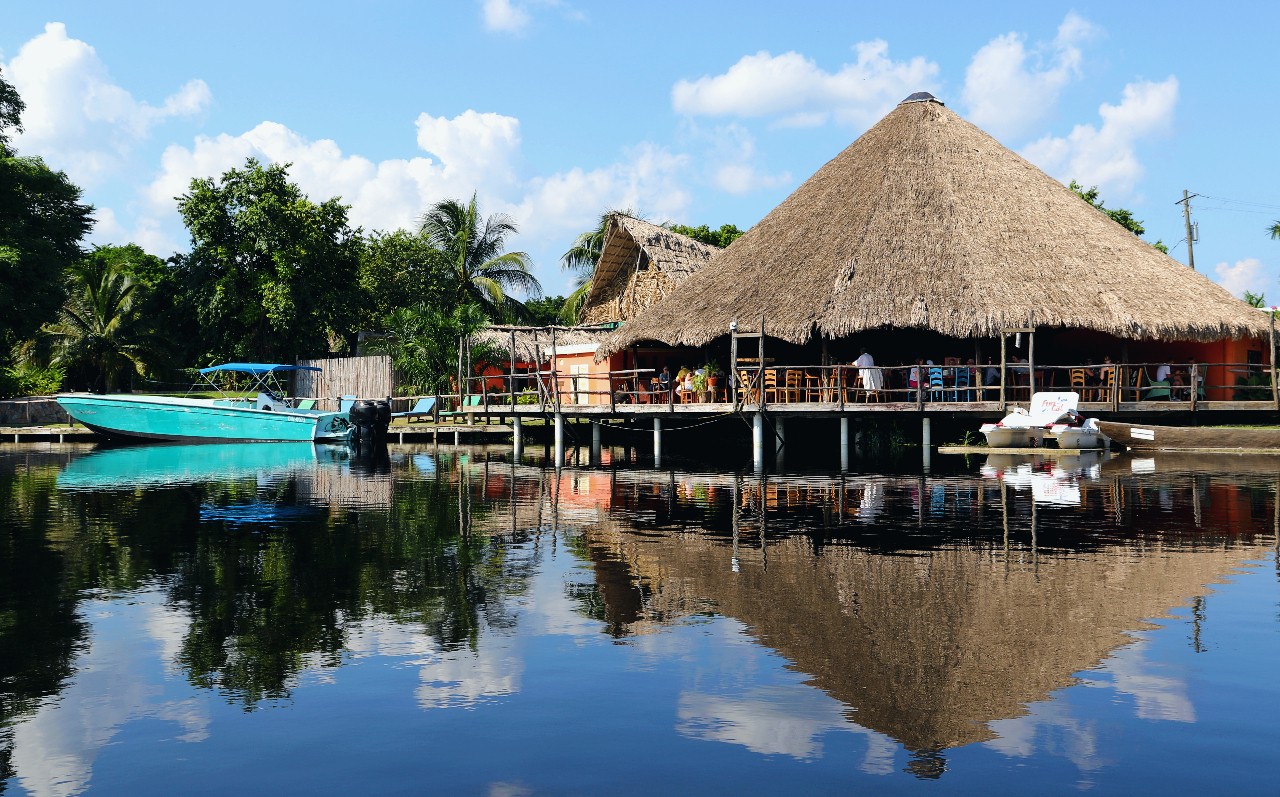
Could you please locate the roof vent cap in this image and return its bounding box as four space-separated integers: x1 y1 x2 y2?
900 91 943 106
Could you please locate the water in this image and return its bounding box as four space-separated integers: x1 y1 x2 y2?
1 442 1277 796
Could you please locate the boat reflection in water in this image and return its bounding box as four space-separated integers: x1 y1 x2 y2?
0 444 1275 794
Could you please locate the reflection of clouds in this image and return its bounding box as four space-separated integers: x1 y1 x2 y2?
676 687 894 772
985 637 1193 773
11 592 210 797
415 641 523 710
1093 640 1195 723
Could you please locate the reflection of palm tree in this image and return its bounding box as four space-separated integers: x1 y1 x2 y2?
29 260 164 392
559 208 642 324
419 193 541 320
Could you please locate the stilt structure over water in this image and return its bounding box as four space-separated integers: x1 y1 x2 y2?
446 92 1277 458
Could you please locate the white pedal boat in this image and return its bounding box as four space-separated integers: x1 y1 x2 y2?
980 392 1107 449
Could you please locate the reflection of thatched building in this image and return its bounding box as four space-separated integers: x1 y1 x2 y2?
598 94 1269 396
566 474 1272 753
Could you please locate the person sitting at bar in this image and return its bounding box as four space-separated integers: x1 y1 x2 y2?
984 357 1000 387
1155 360 1173 384
909 358 922 400
1084 358 1100 388
656 365 671 394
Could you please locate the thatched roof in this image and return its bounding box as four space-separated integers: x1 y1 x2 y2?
600 95 1267 357
580 214 720 325
475 326 611 364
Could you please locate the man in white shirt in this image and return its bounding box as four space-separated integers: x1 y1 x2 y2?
1155 361 1172 383
854 348 881 390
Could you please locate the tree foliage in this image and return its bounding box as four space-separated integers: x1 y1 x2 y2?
23 258 167 392
666 223 745 248
358 229 451 328
0 71 25 148
366 303 501 393
173 158 364 364
0 135 95 348
418 193 540 320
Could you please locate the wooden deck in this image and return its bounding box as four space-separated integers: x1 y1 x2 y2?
497 400 1280 418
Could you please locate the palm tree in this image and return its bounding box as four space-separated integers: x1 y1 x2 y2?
419 193 541 319
27 259 165 392
1269 221 1280 240
559 208 642 324
366 303 501 395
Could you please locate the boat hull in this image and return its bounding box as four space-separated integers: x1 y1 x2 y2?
983 427 1046 449
58 395 351 443
1055 429 1108 450
1096 421 1280 451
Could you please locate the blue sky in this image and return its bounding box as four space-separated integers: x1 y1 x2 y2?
5 1 1279 300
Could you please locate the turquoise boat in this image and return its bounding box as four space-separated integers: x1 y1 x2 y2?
57 363 353 444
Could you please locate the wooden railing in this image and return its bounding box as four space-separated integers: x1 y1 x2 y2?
395 360 1278 415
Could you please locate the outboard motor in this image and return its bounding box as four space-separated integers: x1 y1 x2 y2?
350 398 391 448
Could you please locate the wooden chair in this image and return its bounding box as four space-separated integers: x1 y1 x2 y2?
785 370 803 403
736 370 760 403
764 370 782 403
1097 368 1116 403
1069 368 1086 398
928 367 946 402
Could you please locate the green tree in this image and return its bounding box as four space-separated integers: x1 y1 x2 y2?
1267 221 1280 240
418 193 541 319
0 74 95 349
358 229 450 328
24 258 166 392
173 158 363 363
525 296 567 326
366 303 500 394
1068 180 1168 253
666 222 745 248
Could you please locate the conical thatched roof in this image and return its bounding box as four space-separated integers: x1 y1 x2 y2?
600 96 1266 357
580 214 720 325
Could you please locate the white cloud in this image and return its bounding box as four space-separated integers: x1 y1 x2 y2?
479 0 583 34
135 111 690 274
1020 77 1179 197
963 13 1100 139
687 123 789 196
1214 258 1266 299
3 22 210 183
671 41 939 129
481 0 532 32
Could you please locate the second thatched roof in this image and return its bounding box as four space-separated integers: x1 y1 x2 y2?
599 95 1266 357
580 214 720 325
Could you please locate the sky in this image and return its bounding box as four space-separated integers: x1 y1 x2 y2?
4 1 1279 301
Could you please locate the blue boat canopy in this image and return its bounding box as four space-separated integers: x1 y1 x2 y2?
198 363 322 374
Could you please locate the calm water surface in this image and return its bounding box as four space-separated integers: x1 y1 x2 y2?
1 442 1277 796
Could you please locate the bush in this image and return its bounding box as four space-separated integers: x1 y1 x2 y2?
0 363 65 398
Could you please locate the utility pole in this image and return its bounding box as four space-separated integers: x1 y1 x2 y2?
1177 190 1198 270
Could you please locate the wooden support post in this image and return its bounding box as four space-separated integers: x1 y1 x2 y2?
758 315 766 411
999 333 1007 411
551 327 560 412
730 330 739 406
1027 310 1035 400
509 329 517 408
1271 312 1278 410
838 365 844 410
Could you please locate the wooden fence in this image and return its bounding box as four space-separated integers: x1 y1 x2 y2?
294 356 394 409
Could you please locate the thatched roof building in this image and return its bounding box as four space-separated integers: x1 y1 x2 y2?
475 325 612 364
580 214 720 325
600 94 1266 358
